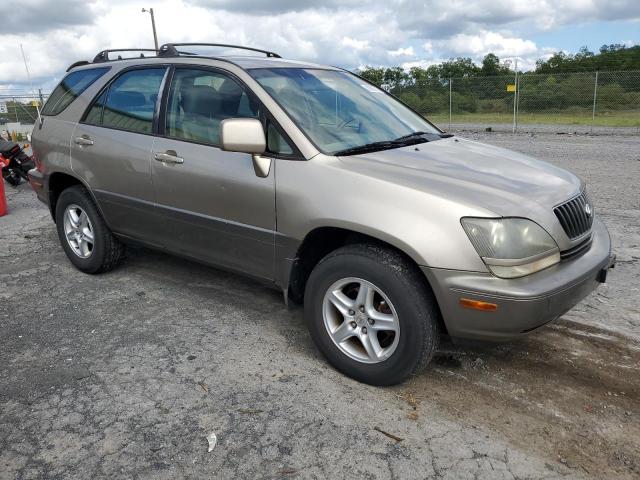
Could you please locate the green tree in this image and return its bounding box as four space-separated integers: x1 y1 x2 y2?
357 66 385 86
535 45 640 73
479 53 512 76
383 67 410 92
436 57 480 78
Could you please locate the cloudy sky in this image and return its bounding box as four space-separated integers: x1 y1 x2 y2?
0 0 638 93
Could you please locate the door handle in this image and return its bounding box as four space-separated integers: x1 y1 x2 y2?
74 135 94 146
154 151 184 164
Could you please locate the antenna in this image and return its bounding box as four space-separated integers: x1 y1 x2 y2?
20 44 42 124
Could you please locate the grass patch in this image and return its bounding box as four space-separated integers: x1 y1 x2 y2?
426 110 640 128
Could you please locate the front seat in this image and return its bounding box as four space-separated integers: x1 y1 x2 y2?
179 85 221 144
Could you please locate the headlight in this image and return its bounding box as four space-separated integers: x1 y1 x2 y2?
461 217 560 279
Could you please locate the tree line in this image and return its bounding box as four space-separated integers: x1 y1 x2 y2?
356 46 640 116
536 44 640 73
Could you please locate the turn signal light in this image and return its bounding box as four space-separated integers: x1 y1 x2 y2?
459 298 498 312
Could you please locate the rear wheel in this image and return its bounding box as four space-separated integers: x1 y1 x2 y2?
304 243 440 386
55 185 124 273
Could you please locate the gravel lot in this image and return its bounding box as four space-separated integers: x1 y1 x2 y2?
445 123 640 136
1 133 639 479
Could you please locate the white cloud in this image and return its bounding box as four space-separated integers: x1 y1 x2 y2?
401 59 442 70
342 37 371 51
441 30 539 58
389 46 415 57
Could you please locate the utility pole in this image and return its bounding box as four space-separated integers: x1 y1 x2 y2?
20 43 41 123
142 8 159 50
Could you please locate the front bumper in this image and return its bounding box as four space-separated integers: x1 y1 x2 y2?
422 218 614 341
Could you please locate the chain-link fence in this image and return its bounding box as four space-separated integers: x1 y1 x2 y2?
0 91 49 140
393 70 640 134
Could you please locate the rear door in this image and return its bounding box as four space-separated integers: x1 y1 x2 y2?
150 66 276 280
71 67 168 240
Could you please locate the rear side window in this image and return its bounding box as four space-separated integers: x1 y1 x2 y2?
41 67 110 116
84 68 166 134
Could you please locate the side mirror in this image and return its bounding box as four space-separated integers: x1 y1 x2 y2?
220 118 266 154
220 118 270 177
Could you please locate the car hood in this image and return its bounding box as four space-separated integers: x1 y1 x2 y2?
336 136 581 217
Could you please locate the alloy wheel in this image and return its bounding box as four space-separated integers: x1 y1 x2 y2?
322 277 400 364
63 204 95 258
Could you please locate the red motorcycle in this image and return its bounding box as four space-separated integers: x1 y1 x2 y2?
0 140 35 186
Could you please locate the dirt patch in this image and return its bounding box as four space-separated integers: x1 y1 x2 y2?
402 319 640 478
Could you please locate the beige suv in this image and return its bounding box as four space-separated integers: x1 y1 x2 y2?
29 43 615 385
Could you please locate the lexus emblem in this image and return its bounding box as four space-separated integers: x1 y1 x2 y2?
584 203 592 216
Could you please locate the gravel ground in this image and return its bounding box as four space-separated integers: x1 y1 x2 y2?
1 133 639 479
445 123 640 136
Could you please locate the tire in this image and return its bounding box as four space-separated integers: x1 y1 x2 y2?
304 243 440 386
55 185 124 274
2 168 21 186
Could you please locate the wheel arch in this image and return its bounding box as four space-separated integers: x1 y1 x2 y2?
287 224 444 318
287 225 447 333
47 171 106 225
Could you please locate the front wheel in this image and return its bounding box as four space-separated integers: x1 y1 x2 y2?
304 244 440 386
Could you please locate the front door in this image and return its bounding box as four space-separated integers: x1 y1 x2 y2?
71 67 167 241
151 67 276 280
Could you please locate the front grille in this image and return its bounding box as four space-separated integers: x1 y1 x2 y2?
554 190 594 239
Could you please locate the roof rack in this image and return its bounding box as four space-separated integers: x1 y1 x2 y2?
158 43 281 59
65 43 282 72
93 49 159 63
66 60 91 72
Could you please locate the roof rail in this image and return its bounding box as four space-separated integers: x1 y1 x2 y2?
66 60 91 72
158 43 281 59
93 49 159 63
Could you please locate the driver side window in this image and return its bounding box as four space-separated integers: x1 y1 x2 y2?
165 69 259 146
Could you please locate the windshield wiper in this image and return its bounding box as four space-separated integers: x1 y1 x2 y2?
333 130 453 156
334 134 430 156
334 141 399 156
392 131 430 142
396 131 455 141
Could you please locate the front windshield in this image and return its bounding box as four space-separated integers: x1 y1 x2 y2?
249 68 440 155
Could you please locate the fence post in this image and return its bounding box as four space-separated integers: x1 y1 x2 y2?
448 77 452 131
591 71 599 134
512 60 518 133
515 74 520 131
12 97 19 123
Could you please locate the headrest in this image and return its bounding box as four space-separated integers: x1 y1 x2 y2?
217 79 244 115
181 85 220 117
